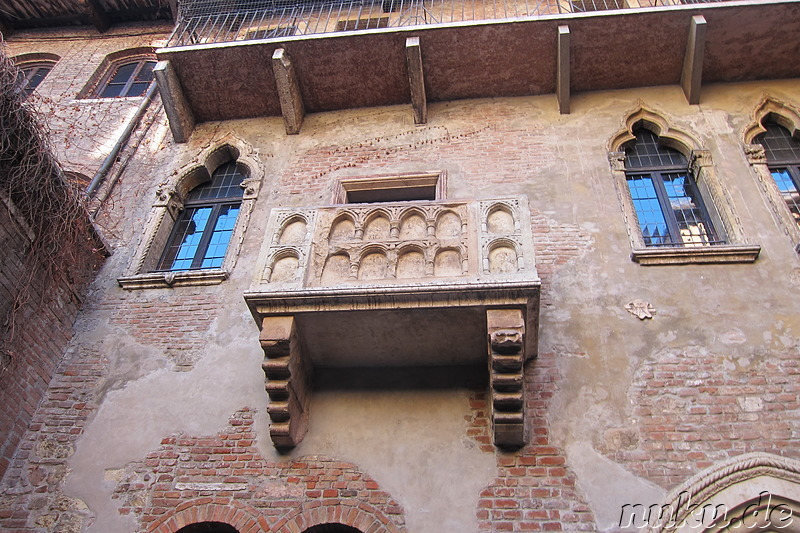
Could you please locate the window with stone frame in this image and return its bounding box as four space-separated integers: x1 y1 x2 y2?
118 140 263 290
754 120 800 231
623 128 723 248
608 107 760 265
156 161 246 271
77 48 157 100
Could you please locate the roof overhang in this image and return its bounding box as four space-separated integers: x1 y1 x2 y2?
155 0 800 135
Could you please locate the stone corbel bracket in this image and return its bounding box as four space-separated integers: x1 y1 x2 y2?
487 309 526 448
260 316 312 449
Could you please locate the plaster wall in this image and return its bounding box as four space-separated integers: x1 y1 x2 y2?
1 29 800 532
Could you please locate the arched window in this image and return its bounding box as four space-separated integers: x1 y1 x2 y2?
95 58 156 98
624 128 722 247
16 61 54 98
754 120 800 230
157 162 246 271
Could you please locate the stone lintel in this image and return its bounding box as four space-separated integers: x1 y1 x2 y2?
272 48 305 135
557 25 570 115
681 15 707 105
153 60 196 143
405 36 427 125
487 308 526 449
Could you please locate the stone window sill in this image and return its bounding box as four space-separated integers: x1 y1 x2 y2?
631 244 761 265
118 269 229 289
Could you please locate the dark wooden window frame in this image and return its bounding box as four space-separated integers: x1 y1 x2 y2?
94 58 156 98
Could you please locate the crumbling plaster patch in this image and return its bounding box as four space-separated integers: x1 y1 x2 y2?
63 307 268 533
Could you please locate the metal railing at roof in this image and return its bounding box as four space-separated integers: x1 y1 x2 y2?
166 0 730 47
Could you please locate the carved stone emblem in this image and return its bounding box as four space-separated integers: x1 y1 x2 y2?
625 300 655 320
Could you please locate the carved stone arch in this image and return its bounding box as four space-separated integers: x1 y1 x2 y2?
485 238 522 274
485 202 519 235
267 248 303 284
357 244 391 280
396 243 429 279
742 96 800 253
275 502 405 533
278 214 310 245
145 499 262 533
649 452 800 533
329 212 357 242
609 105 701 157
743 95 800 145
118 135 267 289
362 209 392 241
398 206 428 240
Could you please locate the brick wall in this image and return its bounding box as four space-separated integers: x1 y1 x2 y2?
601 345 800 488
113 409 405 533
0 197 102 480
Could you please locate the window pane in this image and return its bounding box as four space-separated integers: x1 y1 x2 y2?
187 162 246 202
770 168 800 228
127 82 150 97
17 64 53 98
625 129 687 169
201 205 240 269
757 122 800 163
136 61 155 82
108 62 137 85
627 174 673 246
159 207 212 270
662 173 718 246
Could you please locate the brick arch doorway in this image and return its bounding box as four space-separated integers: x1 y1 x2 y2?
303 525 362 533
175 522 239 533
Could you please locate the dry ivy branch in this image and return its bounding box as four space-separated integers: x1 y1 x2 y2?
0 46 100 377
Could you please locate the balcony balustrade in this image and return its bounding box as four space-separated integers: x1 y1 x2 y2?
167 0 730 47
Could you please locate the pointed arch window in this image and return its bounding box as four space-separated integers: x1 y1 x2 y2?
16 61 54 98
754 120 800 230
624 128 723 247
157 162 246 271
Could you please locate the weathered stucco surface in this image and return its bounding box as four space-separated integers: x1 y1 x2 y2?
2 22 800 530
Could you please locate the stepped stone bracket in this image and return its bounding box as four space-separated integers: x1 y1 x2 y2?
260 316 312 448
487 308 526 448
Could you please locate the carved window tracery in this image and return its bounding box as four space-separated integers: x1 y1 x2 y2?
609 106 760 265
119 138 264 289
744 97 800 253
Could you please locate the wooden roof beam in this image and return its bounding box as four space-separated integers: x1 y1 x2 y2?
82 0 111 32
681 15 707 105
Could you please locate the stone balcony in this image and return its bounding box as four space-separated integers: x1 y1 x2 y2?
244 196 540 449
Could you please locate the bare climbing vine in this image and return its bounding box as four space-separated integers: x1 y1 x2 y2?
0 46 102 377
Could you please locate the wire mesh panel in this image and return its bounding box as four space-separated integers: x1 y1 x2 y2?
167 0 732 46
